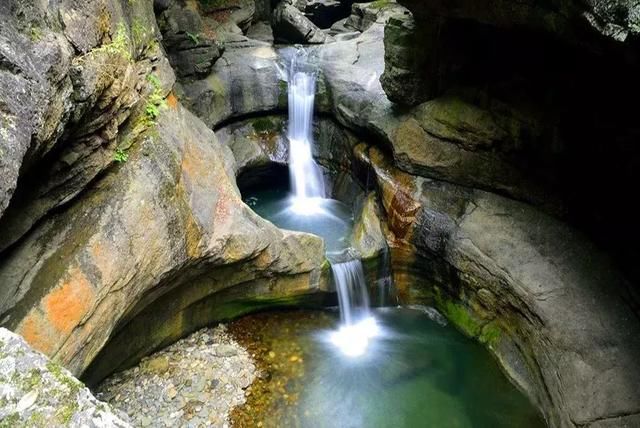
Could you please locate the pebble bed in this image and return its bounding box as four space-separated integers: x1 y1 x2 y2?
96 325 256 428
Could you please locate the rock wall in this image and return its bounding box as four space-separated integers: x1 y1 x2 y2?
1 1 640 427
356 145 640 428
381 0 640 288
0 0 331 385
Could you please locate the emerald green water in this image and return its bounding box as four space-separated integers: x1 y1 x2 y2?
241 184 545 428
244 187 354 253
231 308 546 428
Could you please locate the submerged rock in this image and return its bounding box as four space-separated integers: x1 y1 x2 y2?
0 328 130 427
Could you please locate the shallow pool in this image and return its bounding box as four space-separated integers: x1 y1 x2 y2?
229 307 546 428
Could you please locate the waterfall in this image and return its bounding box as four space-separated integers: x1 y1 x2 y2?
331 259 371 325
287 51 326 213
284 49 379 357
328 251 379 358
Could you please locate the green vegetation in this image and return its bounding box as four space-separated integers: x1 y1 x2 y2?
144 73 167 124
252 118 277 134
21 368 43 391
131 19 146 49
55 401 78 425
90 22 132 62
186 31 200 45
479 322 502 347
278 80 288 106
113 148 129 163
0 413 19 428
370 0 391 9
29 25 43 42
46 361 82 395
26 411 47 427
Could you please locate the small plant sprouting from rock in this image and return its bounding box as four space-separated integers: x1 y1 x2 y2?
132 20 146 49
114 148 129 163
144 73 167 124
91 23 132 62
186 31 200 46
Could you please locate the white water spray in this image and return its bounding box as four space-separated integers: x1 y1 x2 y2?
285 48 378 357
329 258 379 357
287 52 326 215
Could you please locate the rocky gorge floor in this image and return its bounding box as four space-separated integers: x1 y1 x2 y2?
95 325 256 428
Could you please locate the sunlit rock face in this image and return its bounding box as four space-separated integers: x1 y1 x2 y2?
0 102 330 382
0 328 131 426
0 0 334 386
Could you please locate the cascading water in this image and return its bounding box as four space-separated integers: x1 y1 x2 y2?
329 255 379 357
287 51 326 215
281 48 379 357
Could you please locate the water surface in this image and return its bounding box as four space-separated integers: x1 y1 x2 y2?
230 307 546 428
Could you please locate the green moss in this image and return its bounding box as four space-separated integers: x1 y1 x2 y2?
27 411 47 427
55 401 78 425
20 368 43 391
29 25 43 42
479 322 502 347
278 80 288 107
207 74 226 97
46 361 82 395
370 0 391 9
90 22 132 62
252 118 276 134
186 31 200 45
432 291 483 338
0 413 19 428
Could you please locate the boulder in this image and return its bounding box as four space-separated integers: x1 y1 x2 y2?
380 10 434 105
216 116 288 176
0 328 131 427
246 21 275 43
272 1 332 43
177 44 286 128
351 193 386 259
155 0 224 78
344 0 405 32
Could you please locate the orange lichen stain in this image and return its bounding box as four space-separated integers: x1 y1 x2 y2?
166 92 178 110
43 268 95 335
17 311 57 356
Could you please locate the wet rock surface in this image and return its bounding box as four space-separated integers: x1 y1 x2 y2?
97 325 255 428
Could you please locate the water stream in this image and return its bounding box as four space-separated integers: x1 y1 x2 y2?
287 50 326 214
285 49 378 357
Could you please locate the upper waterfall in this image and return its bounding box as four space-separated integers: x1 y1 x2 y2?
287 50 326 213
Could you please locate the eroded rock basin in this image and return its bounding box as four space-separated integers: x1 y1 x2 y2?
95 308 545 427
